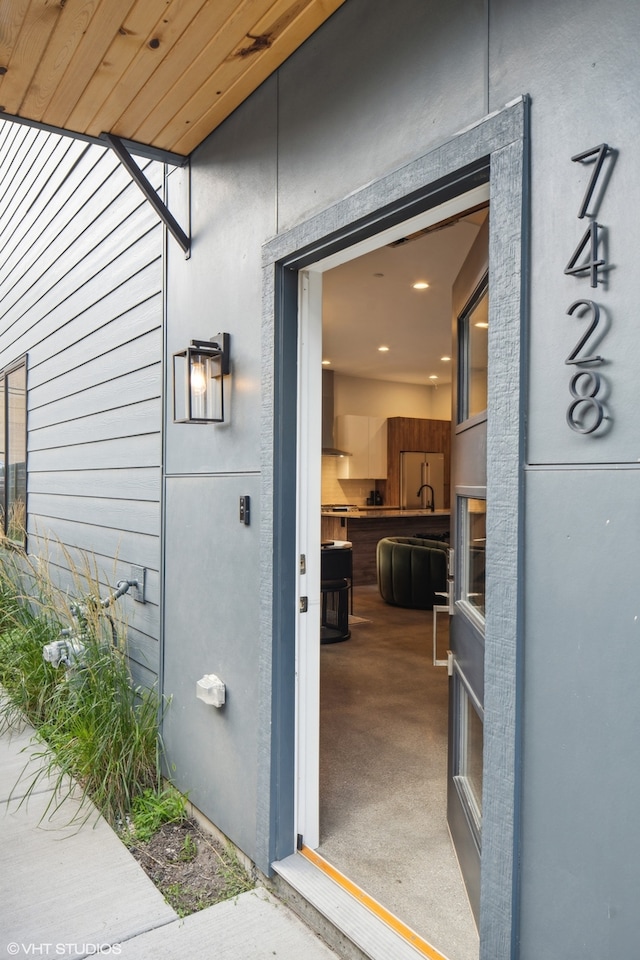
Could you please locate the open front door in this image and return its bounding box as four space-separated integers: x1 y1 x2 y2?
448 219 489 926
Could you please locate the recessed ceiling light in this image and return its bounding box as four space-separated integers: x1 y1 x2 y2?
475 321 489 329
378 345 390 352
412 281 429 290
440 356 451 362
322 359 331 365
429 375 438 380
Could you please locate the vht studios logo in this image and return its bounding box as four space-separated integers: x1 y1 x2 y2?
6 945 122 957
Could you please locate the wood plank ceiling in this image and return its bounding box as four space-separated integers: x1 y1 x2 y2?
0 0 346 159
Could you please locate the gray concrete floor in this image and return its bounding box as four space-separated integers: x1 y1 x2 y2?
319 586 479 960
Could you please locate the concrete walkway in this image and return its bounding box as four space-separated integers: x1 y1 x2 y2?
0 721 340 960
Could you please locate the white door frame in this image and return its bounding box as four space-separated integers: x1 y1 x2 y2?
294 185 491 849
294 267 323 848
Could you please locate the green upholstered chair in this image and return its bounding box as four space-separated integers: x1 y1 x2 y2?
376 536 448 610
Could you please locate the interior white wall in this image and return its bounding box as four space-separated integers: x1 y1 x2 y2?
427 386 452 420
334 373 450 420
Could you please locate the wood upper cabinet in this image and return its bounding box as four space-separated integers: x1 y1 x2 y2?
385 417 451 507
336 415 387 479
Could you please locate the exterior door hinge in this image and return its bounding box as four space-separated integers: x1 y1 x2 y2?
300 597 308 613
300 554 306 574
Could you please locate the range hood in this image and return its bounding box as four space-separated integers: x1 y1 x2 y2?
322 369 351 457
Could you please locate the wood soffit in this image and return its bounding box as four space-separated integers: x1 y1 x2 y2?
0 0 346 161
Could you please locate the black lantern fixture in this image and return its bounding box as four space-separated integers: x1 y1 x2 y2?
173 333 230 423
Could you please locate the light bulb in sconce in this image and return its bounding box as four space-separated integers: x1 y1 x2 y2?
190 360 208 397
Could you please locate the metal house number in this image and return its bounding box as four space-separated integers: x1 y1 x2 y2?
564 143 612 434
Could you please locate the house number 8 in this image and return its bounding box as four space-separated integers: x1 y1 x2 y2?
566 370 603 434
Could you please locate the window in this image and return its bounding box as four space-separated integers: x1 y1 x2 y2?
0 359 27 545
459 496 486 618
457 278 488 423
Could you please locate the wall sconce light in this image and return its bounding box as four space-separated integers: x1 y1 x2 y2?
173 333 230 423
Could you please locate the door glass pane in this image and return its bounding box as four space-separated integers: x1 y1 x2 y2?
458 285 488 422
464 696 483 820
460 497 486 616
7 365 26 542
454 677 483 842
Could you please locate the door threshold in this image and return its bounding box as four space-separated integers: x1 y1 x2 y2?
272 846 452 960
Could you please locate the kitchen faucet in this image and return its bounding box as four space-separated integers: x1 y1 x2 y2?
416 483 435 511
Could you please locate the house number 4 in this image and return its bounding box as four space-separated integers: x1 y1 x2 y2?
564 143 611 434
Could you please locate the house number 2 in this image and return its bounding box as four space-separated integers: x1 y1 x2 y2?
564 143 611 434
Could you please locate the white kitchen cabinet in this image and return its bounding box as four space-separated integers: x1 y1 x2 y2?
336 415 387 479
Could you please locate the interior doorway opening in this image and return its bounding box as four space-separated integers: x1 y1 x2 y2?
303 195 489 960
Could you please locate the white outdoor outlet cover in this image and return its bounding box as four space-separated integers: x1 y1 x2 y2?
196 674 226 708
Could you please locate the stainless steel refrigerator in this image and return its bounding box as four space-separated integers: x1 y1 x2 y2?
400 451 445 510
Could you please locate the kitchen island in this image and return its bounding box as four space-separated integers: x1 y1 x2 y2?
321 508 450 585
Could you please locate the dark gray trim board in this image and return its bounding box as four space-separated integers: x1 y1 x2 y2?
259 96 529 960
256 262 299 870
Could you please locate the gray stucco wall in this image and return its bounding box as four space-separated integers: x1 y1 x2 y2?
488 1 640 956
275 0 489 231
160 80 277 858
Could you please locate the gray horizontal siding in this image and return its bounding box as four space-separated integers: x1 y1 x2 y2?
28 367 161 430
29 299 161 393
0 144 146 287
26 517 159 571
0 150 92 294
0 129 58 223
29 330 161 409
29 399 161 451
28 493 159 537
0 121 164 684
28 468 160 502
2 207 161 361
28 434 161 472
25 261 161 379
1 151 121 324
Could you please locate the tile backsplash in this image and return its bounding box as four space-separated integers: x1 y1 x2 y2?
321 458 381 506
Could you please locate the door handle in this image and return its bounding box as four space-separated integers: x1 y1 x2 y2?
435 579 454 615
432 578 454 668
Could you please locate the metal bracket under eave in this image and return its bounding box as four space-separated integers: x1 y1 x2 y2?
101 133 190 256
